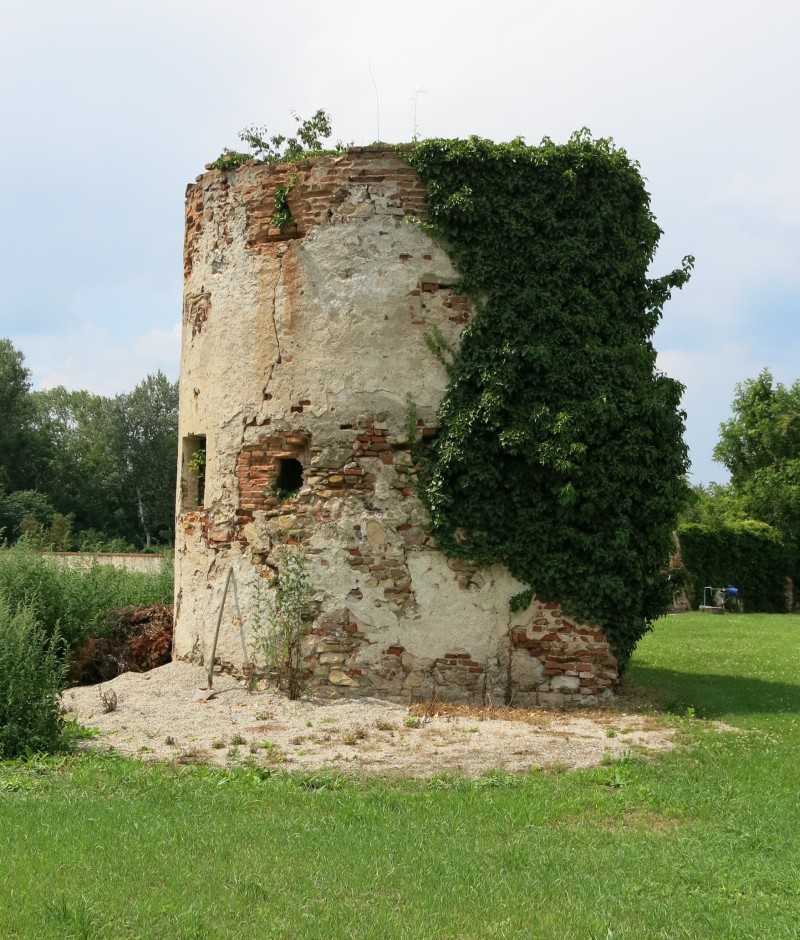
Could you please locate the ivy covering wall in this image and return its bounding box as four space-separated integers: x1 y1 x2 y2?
405 132 693 669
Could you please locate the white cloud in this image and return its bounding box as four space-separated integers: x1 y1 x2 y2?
28 322 181 397
657 343 770 485
712 171 800 230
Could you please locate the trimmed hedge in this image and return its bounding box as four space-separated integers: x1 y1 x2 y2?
677 521 790 612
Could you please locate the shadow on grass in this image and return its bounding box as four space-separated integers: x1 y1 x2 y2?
623 665 800 720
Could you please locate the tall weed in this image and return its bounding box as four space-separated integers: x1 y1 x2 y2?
250 547 310 700
0 545 173 649
0 596 67 757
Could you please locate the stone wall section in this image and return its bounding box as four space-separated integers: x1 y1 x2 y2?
178 406 618 706
175 147 620 707
185 146 427 277
43 552 164 574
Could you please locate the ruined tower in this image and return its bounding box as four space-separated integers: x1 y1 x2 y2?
175 147 618 704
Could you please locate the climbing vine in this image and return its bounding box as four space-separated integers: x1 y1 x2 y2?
404 131 693 669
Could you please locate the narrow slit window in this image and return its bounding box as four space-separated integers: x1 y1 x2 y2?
183 435 206 508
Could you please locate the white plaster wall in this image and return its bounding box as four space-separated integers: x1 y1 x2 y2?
175 161 469 670
259 219 460 425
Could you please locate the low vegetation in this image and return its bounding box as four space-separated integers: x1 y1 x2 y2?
0 612 797 938
0 547 173 757
0 544 173 650
0 596 67 758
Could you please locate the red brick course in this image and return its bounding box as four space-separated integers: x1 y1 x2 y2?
185 147 429 272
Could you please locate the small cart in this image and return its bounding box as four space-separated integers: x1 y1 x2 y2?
700 585 739 614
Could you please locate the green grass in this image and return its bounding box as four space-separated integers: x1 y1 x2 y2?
629 612 800 727
1 613 798 939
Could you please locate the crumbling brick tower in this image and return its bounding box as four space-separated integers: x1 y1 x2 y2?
174 147 618 704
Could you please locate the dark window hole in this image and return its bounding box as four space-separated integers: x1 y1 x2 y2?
276 458 303 493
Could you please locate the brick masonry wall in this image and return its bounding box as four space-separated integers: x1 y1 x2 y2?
179 410 619 706
185 146 428 277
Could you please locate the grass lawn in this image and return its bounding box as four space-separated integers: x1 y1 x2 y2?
1 612 798 939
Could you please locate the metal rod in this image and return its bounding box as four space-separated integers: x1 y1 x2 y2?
207 567 234 690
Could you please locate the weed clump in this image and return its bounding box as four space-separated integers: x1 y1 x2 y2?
0 596 67 757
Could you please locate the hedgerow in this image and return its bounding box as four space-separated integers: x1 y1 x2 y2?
677 521 790 612
405 132 693 669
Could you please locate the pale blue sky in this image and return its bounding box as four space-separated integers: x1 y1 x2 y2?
1 0 798 484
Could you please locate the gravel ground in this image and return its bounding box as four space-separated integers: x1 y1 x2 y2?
62 661 676 778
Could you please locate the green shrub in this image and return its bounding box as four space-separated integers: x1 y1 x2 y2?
75 529 140 553
677 521 790 612
0 489 56 543
0 545 173 649
0 596 67 757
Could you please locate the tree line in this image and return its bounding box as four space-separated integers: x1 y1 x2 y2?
682 368 800 543
3 331 798 566
0 338 177 551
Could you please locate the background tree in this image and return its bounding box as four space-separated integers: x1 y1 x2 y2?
1 338 179 549
0 489 56 544
0 338 37 492
673 370 800 614
108 372 178 548
679 481 748 528
714 369 800 539
30 386 120 537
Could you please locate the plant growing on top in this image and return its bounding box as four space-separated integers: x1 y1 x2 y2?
211 109 345 171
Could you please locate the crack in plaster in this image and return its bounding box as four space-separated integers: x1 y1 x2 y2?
265 248 285 395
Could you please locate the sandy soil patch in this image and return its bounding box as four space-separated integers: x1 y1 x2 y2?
62 661 676 778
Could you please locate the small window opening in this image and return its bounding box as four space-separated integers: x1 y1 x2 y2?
183 435 206 508
275 457 303 494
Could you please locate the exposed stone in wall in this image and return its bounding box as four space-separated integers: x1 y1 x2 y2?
507 613 618 704
242 147 428 248
185 147 427 277
183 290 211 338
175 147 620 707
177 409 618 706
